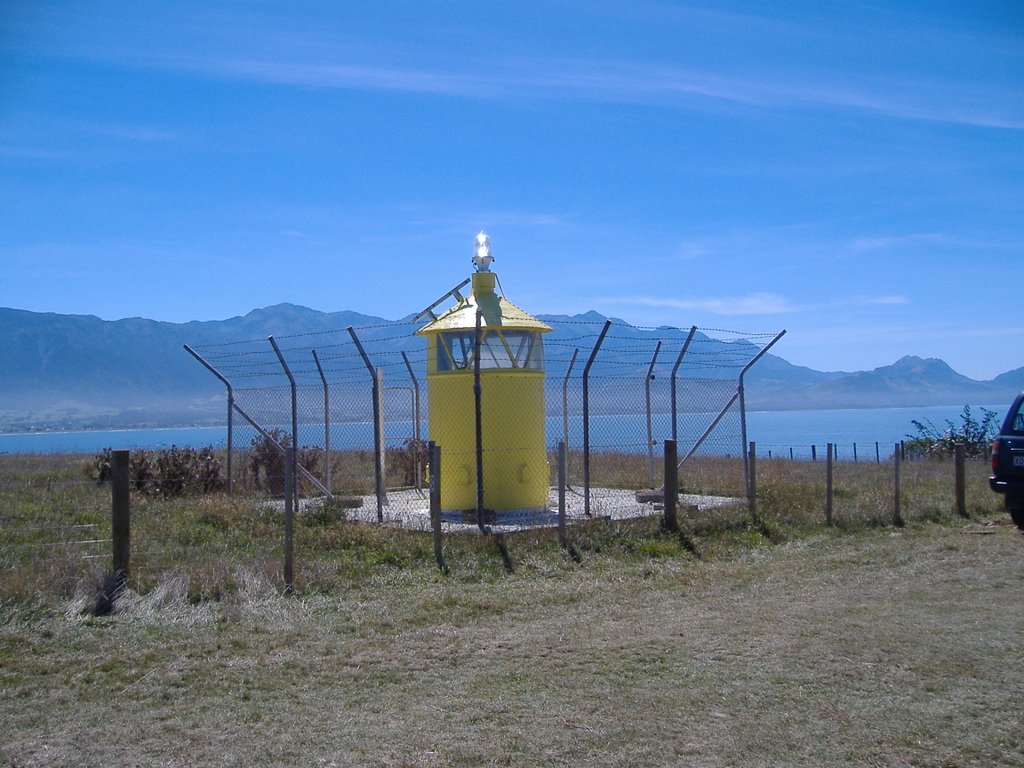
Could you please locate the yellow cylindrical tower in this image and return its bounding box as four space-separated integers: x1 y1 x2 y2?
416 233 552 517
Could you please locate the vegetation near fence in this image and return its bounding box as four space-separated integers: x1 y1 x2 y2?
0 443 1007 603
905 403 1000 458
93 445 225 496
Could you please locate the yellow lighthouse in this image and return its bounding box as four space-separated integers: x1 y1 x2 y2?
416 233 552 518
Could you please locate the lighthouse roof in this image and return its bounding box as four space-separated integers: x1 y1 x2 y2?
416 272 551 335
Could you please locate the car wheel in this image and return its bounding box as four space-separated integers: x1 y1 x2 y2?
1009 501 1024 532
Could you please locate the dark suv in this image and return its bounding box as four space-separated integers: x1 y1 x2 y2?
990 391 1024 530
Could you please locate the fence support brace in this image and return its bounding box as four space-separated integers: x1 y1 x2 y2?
312 349 331 495
183 344 234 496
740 330 786 498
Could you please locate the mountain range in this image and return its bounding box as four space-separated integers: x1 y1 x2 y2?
1 304 1021 432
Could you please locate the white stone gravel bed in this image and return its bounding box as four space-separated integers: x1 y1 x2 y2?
297 486 741 534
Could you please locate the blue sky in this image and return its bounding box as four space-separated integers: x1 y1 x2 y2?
2 1 1022 379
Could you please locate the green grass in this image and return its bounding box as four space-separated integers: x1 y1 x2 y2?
0 451 1007 601
0 450 1021 766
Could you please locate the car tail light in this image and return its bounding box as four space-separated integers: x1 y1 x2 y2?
991 440 999 472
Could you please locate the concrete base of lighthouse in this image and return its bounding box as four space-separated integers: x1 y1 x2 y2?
440 506 558 527
288 486 741 532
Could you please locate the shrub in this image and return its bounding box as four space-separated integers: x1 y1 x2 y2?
91 445 224 496
249 429 288 494
906 404 999 459
247 430 324 496
388 438 428 487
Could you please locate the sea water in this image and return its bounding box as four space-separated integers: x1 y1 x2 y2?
0 404 1006 456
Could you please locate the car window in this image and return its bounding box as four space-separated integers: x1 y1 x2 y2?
1011 400 1024 434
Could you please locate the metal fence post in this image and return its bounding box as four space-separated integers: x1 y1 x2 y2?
645 341 663 489
582 320 612 517
183 345 234 496
375 368 386 517
348 326 386 523
670 326 697 442
558 440 567 548
269 336 299 517
402 351 423 493
562 348 579 455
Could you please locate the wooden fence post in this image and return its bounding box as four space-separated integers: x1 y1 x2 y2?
893 443 904 527
284 446 295 594
826 442 834 526
747 441 757 520
664 439 679 533
955 443 967 517
111 449 130 584
429 442 445 572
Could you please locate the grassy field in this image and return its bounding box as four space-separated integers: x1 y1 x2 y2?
1 452 1022 766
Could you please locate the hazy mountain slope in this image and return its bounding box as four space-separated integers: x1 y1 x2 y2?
0 305 1020 429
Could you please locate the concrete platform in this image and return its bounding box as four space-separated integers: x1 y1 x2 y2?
305 486 741 533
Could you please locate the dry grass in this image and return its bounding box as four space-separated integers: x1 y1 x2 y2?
2 522 1022 767
0 451 1008 598
1 450 1020 765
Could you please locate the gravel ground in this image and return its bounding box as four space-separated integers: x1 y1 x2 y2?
293 486 742 533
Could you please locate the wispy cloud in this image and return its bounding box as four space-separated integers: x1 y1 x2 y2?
229 57 1021 129
20 0 1023 132
194 58 498 98
849 232 1021 253
849 233 950 252
64 34 1023 132
861 295 911 306
601 292 913 317
607 293 798 316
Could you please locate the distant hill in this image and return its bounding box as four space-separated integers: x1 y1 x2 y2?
749 355 1010 410
0 305 1020 431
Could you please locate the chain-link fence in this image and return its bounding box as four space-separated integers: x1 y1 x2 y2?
1 437 1004 602
184 316 782 527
